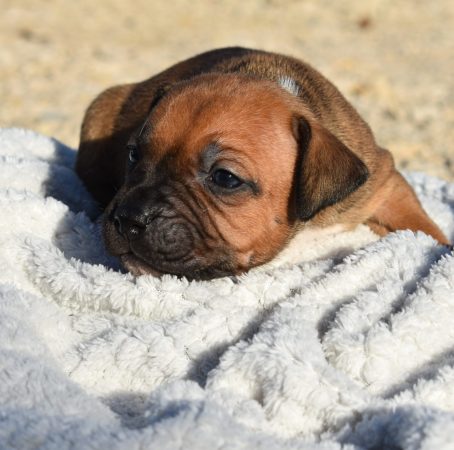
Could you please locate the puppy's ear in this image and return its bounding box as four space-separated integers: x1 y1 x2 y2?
147 84 171 114
293 116 369 220
136 85 172 136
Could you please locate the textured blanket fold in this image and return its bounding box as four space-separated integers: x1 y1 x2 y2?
1 128 454 449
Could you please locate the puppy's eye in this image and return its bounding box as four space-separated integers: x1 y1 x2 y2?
210 169 243 189
127 144 140 166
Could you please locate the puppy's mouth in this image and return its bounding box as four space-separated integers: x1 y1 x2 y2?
119 251 237 280
120 253 166 278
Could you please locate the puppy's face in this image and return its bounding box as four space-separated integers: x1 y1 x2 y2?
103 75 368 279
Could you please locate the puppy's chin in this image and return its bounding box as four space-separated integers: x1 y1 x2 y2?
120 254 163 278
120 252 240 280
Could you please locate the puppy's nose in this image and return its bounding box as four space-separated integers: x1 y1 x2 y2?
113 206 148 241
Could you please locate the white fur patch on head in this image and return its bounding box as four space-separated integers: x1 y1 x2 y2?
277 75 300 96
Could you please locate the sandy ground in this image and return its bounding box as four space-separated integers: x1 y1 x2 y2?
1 0 453 180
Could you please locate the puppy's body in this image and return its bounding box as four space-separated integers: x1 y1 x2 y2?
77 47 449 279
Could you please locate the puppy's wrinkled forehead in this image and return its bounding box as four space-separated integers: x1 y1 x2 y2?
141 75 299 167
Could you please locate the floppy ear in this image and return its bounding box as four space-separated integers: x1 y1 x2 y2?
293 116 369 220
147 84 172 114
135 85 172 137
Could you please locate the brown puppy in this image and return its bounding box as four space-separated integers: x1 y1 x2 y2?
76 47 450 279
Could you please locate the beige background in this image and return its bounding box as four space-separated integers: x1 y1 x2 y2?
1 0 453 180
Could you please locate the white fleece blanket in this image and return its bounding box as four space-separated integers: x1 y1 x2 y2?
1 128 454 450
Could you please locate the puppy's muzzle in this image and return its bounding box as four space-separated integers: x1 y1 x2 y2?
112 203 193 261
105 187 237 279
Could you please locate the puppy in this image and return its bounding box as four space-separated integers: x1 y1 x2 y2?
76 47 450 279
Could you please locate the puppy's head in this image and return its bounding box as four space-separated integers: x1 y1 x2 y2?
104 74 368 279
